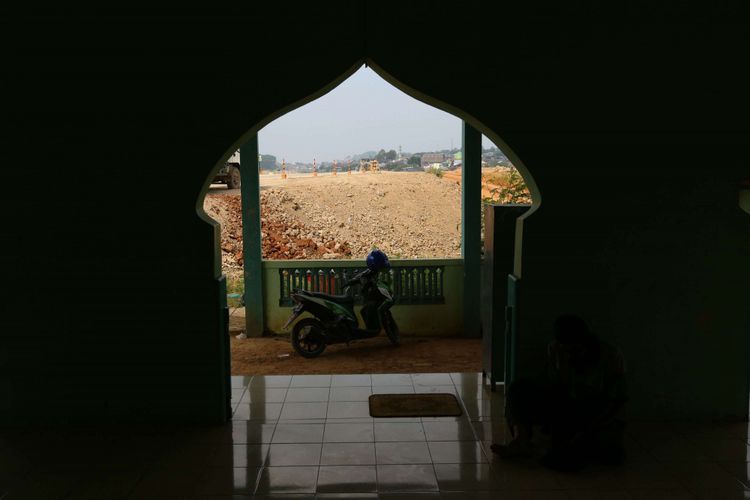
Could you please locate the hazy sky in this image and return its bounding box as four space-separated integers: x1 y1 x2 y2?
259 66 494 163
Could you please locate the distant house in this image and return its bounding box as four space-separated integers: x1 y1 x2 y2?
420 153 445 167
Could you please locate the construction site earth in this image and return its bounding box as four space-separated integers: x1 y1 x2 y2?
203 168 520 374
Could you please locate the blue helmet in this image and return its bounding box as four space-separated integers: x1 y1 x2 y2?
366 249 391 272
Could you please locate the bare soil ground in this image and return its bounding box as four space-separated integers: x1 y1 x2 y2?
227 308 481 375
203 171 463 279
203 169 525 283
231 335 482 375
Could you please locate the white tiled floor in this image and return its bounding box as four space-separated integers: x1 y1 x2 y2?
2 372 750 498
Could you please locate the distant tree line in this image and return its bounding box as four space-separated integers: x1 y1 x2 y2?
374 149 399 162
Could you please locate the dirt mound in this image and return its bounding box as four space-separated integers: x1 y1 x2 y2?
203 193 245 270
203 171 462 273
444 166 528 200
260 188 354 260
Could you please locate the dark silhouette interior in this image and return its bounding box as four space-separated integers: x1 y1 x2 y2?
2 3 749 427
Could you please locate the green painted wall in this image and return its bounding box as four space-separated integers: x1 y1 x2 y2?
262 259 464 336
239 137 264 337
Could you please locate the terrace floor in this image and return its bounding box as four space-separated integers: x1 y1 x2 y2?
2 373 750 498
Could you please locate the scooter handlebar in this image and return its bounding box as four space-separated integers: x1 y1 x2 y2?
343 269 373 288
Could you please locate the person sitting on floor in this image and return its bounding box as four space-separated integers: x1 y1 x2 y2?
491 314 628 472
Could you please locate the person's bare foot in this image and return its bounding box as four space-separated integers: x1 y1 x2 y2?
490 438 536 459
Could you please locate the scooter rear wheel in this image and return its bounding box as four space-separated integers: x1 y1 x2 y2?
292 318 327 358
383 311 400 346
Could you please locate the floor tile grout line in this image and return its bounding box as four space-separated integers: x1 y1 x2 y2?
430 450 441 492
314 379 333 490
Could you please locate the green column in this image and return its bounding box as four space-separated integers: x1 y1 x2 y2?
240 136 264 337
462 122 482 338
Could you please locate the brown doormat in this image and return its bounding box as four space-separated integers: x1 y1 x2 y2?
369 393 462 418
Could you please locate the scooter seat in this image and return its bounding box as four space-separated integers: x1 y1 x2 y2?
299 289 354 305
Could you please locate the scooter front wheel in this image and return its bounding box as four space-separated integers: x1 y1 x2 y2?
291 318 327 358
383 311 400 347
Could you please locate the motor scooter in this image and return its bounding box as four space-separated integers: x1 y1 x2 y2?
283 268 400 358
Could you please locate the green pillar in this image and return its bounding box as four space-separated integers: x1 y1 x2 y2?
462 122 482 338
240 136 264 337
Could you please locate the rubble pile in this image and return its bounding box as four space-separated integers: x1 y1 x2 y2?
260 189 353 260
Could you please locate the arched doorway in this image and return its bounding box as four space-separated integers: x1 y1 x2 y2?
197 58 540 417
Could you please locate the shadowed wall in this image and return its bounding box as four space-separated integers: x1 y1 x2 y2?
1 3 748 423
